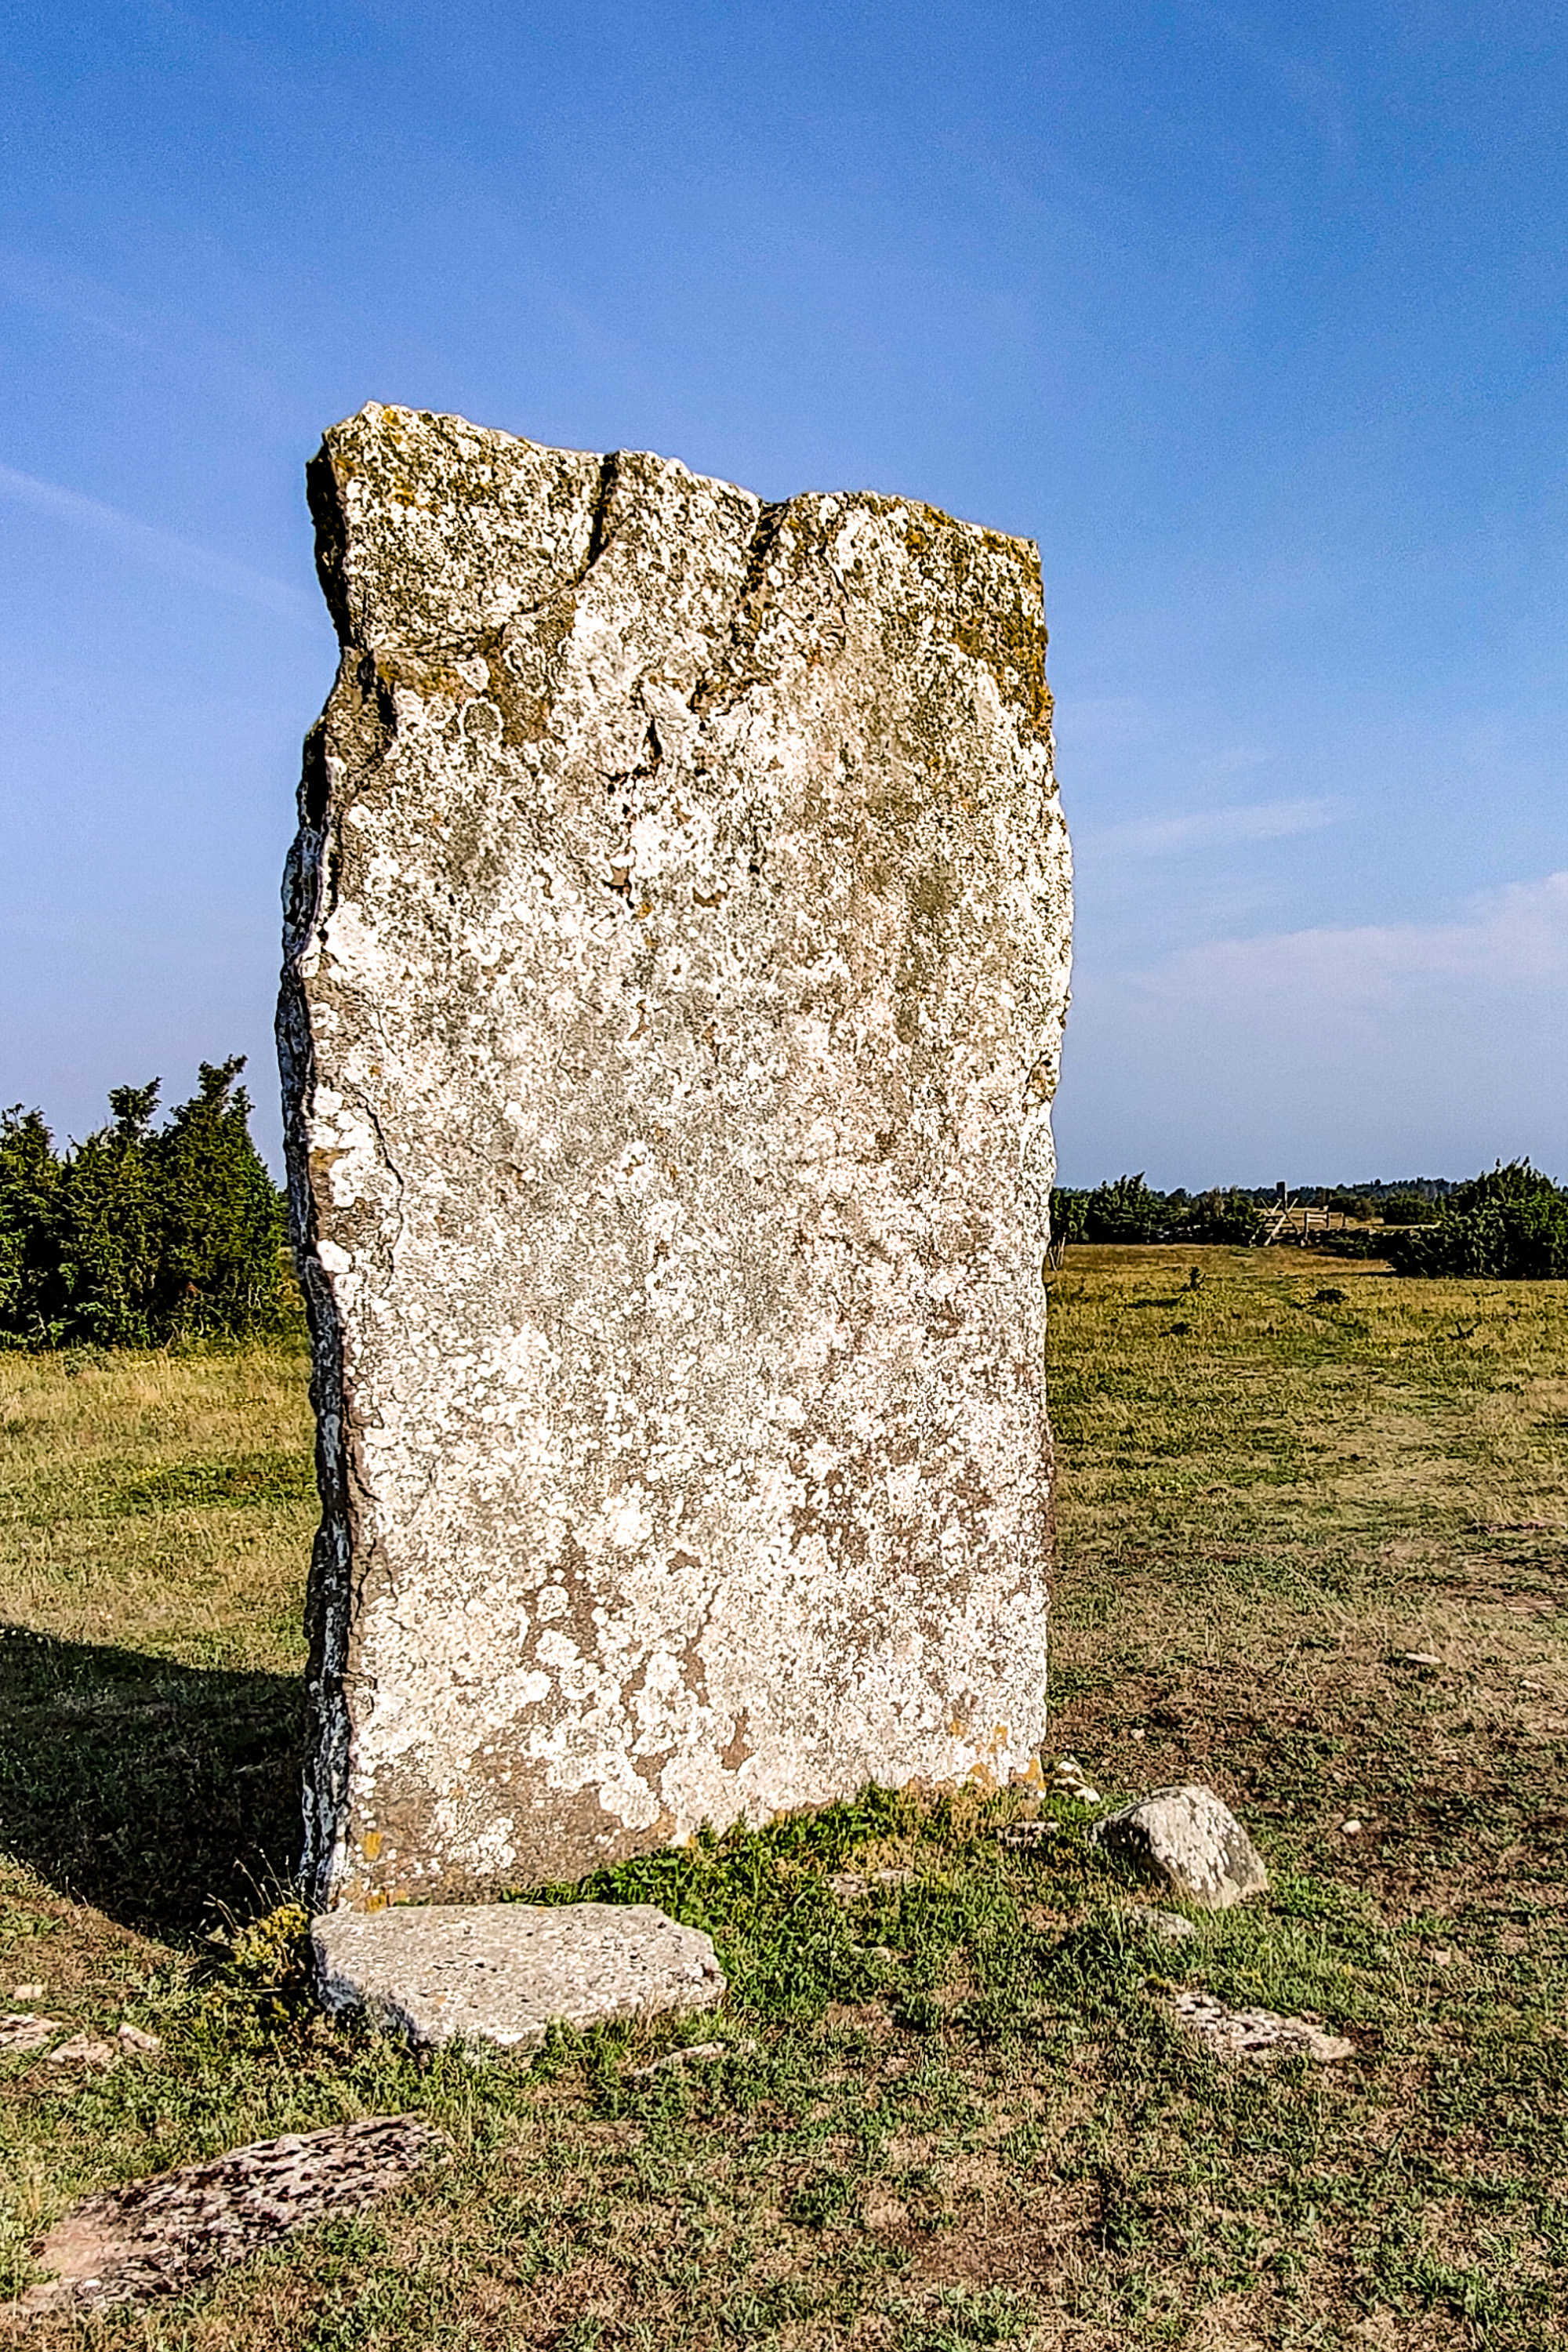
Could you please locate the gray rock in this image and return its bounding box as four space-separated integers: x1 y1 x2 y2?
1091 1784 1267 1910
1123 1904 1196 1942
0 2013 61 2053
626 2037 754 2081
311 1900 726 2050
280 403 1072 1907
43 2035 119 2067
1172 1989 1352 2063
9 2115 441 2315
995 1820 1060 1849
826 1868 919 1901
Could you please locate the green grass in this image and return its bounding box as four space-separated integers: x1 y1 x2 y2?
2 1252 1567 2347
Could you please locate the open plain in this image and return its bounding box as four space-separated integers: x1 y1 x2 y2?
2 1244 1566 2347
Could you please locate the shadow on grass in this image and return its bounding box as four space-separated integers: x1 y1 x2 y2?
0 1624 302 1946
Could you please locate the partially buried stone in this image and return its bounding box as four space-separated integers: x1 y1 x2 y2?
626 2037 755 2081
995 1820 1059 1849
826 1868 919 1901
1172 1989 1352 2064
280 403 1072 1908
44 2034 119 2067
1123 1904 1196 1942
0 2014 60 2053
9 2115 441 2316
311 1901 726 2051
1091 1784 1268 1910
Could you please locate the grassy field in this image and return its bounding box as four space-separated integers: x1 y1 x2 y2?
2 1248 1566 2348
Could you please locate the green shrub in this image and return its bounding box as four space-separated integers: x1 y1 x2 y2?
0 1059 296 1347
0 1107 67 1344
1377 1192 1436 1225
1171 1187 1269 1245
55 1083 165 1345
1050 1179 1266 1247
1382 1160 1568 1279
1305 1227 1385 1260
152 1059 293 1338
1049 1188 1090 1247
1082 1173 1167 1243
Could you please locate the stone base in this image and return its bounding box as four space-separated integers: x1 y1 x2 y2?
311 1902 726 2051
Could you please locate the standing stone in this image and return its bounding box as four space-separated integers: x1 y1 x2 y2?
280 404 1073 1911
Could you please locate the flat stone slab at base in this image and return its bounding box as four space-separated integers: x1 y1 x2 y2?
9 2116 441 2317
312 1902 727 2050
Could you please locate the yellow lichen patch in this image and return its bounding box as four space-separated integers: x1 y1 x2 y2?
952 609 1053 742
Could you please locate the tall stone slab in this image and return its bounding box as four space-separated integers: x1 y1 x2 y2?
280 404 1072 1911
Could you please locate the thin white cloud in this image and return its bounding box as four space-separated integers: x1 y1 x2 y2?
1083 795 1345 858
0 461 314 621
0 249 155 353
1132 869 1568 1002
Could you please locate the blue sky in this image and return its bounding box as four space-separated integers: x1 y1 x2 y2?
4 0 1566 1185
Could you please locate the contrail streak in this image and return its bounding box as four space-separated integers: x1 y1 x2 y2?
0 460 314 621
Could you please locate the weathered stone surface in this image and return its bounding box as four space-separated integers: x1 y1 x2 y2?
995 1819 1059 1849
0 2013 60 2053
280 403 1072 1907
1172 1990 1352 2063
1123 1904 1197 1942
826 1867 919 1901
9 2116 441 2315
626 2036 753 2081
1091 1784 1268 1910
44 2034 119 2067
311 1900 726 2049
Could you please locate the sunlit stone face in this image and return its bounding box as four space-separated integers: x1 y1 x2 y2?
279 402 1073 1910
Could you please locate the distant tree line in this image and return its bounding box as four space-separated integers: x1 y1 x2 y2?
0 1058 297 1348
1051 1163 1568 1279
1048 1176 1279 1251
1050 1177 1270 1247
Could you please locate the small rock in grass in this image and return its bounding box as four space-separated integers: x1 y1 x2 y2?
1051 1755 1101 1804
0 2014 61 2053
312 1901 726 2053
826 1869 917 1901
13 1985 45 2002
45 2035 120 2067
1124 1905 1196 1943
1091 1784 1267 1910
1400 1651 1441 1668
1173 1989 1352 2063
626 2038 756 2082
996 1820 1060 1850
8 2114 442 2315
1339 1819 1363 1835
117 2024 162 2056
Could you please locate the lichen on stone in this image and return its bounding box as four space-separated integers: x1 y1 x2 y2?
279 404 1073 1910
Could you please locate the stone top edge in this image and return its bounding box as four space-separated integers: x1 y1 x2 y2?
319 400 1041 568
